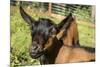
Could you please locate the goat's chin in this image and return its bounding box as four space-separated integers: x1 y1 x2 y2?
30 51 45 59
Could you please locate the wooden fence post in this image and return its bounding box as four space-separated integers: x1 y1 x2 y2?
91 5 95 23
48 3 52 14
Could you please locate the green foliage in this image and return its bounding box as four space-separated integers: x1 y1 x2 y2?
74 6 92 22
50 4 92 22
78 22 95 47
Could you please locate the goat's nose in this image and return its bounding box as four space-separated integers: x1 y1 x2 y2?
30 45 38 54
32 45 38 50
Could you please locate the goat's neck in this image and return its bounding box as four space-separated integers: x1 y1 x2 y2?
40 37 62 64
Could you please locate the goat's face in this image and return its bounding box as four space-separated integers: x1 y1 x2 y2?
29 18 57 58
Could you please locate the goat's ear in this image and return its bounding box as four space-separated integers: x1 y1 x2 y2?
57 13 74 30
20 6 35 25
56 13 75 40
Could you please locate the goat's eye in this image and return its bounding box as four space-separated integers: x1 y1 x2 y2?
49 28 56 36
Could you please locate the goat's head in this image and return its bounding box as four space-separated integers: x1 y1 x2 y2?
20 6 75 59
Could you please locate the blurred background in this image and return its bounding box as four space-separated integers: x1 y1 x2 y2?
10 0 95 66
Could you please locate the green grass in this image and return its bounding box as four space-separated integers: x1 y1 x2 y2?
78 22 95 47
10 6 95 66
10 6 40 66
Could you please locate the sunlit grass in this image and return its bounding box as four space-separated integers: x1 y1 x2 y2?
77 21 95 47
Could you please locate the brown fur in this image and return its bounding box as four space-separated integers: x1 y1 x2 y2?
55 45 95 63
57 16 79 46
62 19 79 46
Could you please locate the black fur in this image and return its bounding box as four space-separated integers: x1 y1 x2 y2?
79 46 95 53
71 45 95 53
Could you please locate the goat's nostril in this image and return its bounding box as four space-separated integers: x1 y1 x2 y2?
32 46 38 50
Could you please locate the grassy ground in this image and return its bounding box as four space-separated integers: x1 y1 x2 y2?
77 20 95 47
10 6 95 66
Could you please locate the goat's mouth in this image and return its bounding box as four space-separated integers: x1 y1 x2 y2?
30 50 45 59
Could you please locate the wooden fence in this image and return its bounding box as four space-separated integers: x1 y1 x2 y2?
43 3 79 16
10 1 95 22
